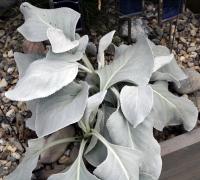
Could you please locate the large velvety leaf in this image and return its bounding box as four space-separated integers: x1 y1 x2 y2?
35 82 88 137
120 85 153 127
93 131 141 180
151 81 198 131
107 110 162 180
48 140 100 180
5 138 45 180
97 35 154 90
114 44 129 59
97 31 115 69
18 2 80 42
14 52 44 78
5 59 78 101
150 43 187 87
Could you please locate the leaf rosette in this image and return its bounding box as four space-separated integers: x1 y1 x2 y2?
5 3 198 180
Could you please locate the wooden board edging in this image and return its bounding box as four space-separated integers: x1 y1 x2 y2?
160 127 200 156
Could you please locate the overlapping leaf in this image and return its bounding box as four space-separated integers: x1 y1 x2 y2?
82 91 107 127
5 58 79 101
18 2 80 42
35 82 88 137
5 138 45 180
46 35 89 62
48 140 100 180
85 110 104 155
14 52 44 78
13 53 41 130
84 106 115 167
97 34 154 90
106 110 162 180
151 81 198 131
150 43 187 87
93 132 141 180
40 126 75 164
97 31 115 69
47 27 79 53
153 54 174 73
120 85 153 127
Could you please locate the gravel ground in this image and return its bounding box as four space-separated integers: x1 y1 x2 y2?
0 2 200 179
0 9 36 179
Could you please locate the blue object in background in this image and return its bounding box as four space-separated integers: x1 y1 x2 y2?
119 0 143 17
53 0 80 11
52 0 82 30
162 0 184 20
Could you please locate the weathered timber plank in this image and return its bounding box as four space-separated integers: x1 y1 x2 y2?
160 128 200 180
160 128 200 156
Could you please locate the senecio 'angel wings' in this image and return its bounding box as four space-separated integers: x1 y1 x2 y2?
5 2 198 180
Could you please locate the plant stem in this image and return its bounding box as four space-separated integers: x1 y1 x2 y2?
90 129 108 146
110 87 120 99
110 87 120 109
78 63 93 74
76 140 87 180
40 136 82 154
82 54 95 72
78 121 88 133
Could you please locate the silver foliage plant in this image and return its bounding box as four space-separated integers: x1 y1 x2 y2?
5 2 198 180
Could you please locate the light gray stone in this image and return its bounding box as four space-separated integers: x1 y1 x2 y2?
174 68 200 94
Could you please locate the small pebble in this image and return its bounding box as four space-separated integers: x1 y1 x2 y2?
7 67 15 74
180 37 187 44
6 109 15 118
190 29 196 36
0 30 5 38
7 145 17 153
7 50 14 58
11 152 21 160
187 46 196 53
0 79 8 88
179 56 186 62
58 155 71 164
